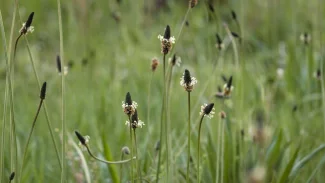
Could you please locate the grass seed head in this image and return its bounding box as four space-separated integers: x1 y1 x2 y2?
40 82 47 100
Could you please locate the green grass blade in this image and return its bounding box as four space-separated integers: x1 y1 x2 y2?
290 144 325 178
278 145 300 183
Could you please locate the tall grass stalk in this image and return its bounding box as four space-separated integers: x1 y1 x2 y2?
215 115 222 183
129 116 134 183
56 0 66 182
196 115 204 183
0 11 10 182
133 129 140 181
13 0 62 169
156 53 167 183
186 91 191 182
6 5 18 178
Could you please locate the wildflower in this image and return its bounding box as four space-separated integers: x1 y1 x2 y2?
75 131 90 150
180 69 198 92
122 92 138 116
40 82 47 100
215 33 224 51
200 103 215 119
300 32 311 45
125 110 145 129
223 76 234 97
57 55 68 75
19 12 35 35
231 10 237 20
169 54 181 67
121 146 130 155
219 111 226 119
158 25 175 54
151 58 159 72
189 0 198 8
9 172 15 181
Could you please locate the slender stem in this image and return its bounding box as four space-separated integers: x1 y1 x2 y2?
19 99 44 182
13 34 22 60
215 115 222 183
85 145 135 164
119 153 125 182
129 116 134 183
57 0 65 182
166 64 174 179
173 8 191 52
156 54 167 183
197 115 205 183
220 118 225 183
186 91 191 182
133 129 140 181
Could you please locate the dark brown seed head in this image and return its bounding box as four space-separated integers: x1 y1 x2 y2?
131 109 139 128
125 92 132 105
231 32 239 38
25 12 34 28
155 140 160 151
9 172 15 181
216 33 222 45
171 54 177 66
184 69 192 85
203 103 214 115
208 3 214 12
40 82 47 100
56 55 62 73
227 76 233 88
75 131 86 145
151 58 159 71
189 0 198 8
164 25 171 39
231 10 237 20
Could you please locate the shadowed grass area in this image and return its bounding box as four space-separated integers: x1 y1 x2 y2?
1 0 325 182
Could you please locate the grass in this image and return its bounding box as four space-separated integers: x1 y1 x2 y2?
1 0 325 182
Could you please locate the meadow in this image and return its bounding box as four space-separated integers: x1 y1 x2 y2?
1 0 325 182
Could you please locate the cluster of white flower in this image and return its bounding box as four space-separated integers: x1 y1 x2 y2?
122 101 138 115
19 22 34 34
125 120 145 128
157 35 176 44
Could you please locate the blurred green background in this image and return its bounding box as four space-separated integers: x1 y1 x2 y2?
1 0 325 182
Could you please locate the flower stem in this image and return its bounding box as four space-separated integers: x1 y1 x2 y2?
119 153 125 182
85 145 135 164
133 129 141 181
129 116 134 183
57 0 65 181
19 99 44 182
186 91 191 182
197 115 205 183
156 53 167 183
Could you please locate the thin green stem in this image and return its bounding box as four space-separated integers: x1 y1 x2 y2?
220 118 225 183
133 129 141 182
119 153 125 182
197 115 205 183
186 91 191 182
57 0 65 182
129 116 134 183
156 54 167 183
173 7 191 52
85 145 135 164
19 99 44 182
215 115 222 183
